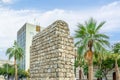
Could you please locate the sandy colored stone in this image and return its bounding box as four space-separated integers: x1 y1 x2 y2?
30 20 75 80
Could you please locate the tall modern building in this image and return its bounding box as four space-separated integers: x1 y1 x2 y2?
17 23 41 70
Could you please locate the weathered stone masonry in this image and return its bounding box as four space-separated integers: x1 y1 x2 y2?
30 20 75 80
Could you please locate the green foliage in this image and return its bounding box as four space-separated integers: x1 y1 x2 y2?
0 67 4 75
74 54 85 68
6 40 23 60
117 58 120 66
6 41 23 80
18 69 30 78
112 42 120 61
0 63 15 77
101 57 114 71
112 42 120 53
75 18 110 55
0 63 29 78
75 18 110 80
83 65 88 75
74 59 79 68
93 51 112 66
93 51 114 79
95 69 103 78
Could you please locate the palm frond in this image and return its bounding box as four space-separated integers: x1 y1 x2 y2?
74 18 109 57
94 33 109 39
74 32 85 39
96 39 110 47
75 40 81 47
9 53 14 60
86 18 96 34
95 21 106 32
77 46 84 55
6 40 23 61
93 41 106 53
6 48 13 55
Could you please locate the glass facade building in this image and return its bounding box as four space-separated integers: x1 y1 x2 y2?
17 23 41 70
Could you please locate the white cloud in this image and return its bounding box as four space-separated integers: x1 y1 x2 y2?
0 0 12 4
101 1 120 10
0 1 120 60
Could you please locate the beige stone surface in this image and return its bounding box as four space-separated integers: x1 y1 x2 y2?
30 20 75 80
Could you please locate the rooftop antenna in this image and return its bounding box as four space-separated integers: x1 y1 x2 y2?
34 18 40 26
34 18 37 25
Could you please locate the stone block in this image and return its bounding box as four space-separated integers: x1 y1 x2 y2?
30 20 75 80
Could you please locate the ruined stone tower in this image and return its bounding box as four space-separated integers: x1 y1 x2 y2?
30 20 75 80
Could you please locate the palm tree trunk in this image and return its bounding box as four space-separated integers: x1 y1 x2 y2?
115 60 120 80
86 40 93 80
88 60 93 80
14 57 18 80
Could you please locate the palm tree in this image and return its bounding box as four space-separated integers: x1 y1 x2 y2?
112 53 120 80
6 41 23 80
75 18 110 80
112 42 120 80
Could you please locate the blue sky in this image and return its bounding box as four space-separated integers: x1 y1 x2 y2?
0 0 120 60
1 0 118 10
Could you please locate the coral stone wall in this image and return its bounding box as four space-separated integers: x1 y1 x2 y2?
30 20 75 80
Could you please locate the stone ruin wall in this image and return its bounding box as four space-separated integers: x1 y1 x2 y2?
30 20 75 80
